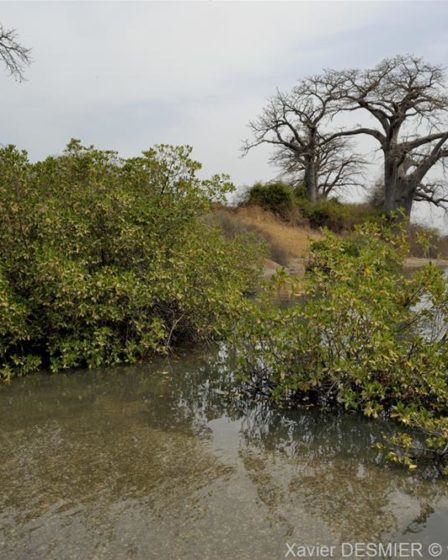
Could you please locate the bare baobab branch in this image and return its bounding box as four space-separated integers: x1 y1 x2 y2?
0 23 31 81
319 55 448 217
242 78 364 201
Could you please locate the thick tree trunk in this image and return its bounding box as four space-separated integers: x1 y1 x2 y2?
304 159 318 202
383 155 398 213
304 130 318 203
383 176 414 218
393 187 413 218
402 195 413 218
382 149 414 218
383 187 414 218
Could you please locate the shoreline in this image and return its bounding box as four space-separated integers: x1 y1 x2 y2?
263 256 448 278
404 257 448 269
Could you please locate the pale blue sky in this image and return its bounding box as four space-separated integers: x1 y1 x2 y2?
1 1 448 228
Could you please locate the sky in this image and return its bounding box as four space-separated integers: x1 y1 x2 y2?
1 1 448 229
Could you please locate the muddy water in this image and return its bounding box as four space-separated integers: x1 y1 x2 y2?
1 347 448 560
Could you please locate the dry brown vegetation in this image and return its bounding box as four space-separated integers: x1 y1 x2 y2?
209 205 322 269
209 203 448 277
231 206 322 256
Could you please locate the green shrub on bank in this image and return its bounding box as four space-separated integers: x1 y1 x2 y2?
0 141 261 381
244 181 297 221
233 222 448 474
296 197 382 233
243 181 382 232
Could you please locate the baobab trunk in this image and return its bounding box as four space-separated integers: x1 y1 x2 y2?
383 155 399 213
395 187 414 218
383 182 414 218
383 155 414 218
304 160 318 202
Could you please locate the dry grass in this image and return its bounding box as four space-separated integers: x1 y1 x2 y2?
225 206 322 260
211 205 448 278
208 205 322 273
211 204 448 279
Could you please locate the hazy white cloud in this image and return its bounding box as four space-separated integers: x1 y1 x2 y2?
1 1 448 229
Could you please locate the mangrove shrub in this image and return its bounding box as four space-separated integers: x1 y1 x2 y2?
0 141 261 380
233 223 448 473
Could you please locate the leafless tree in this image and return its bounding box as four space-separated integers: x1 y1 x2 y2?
0 23 31 81
323 55 448 217
242 78 364 202
272 135 365 198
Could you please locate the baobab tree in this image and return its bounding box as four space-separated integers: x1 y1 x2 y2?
242 78 364 202
0 23 31 81
323 55 448 217
271 134 364 198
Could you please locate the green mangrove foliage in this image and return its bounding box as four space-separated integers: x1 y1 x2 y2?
0 141 261 381
234 223 448 473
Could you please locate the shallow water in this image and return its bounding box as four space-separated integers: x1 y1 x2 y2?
1 347 448 560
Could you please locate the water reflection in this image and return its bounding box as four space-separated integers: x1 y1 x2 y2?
1 347 448 559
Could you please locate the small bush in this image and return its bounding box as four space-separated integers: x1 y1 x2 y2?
296 197 382 233
244 182 299 222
